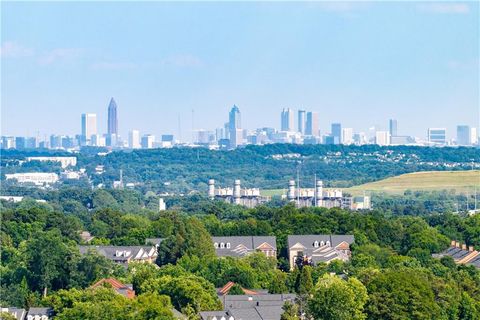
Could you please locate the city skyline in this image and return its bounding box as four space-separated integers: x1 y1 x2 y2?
2 2 479 139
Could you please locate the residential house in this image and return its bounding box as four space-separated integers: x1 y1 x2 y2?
91 278 135 299
287 235 354 270
0 307 26 320
78 245 157 265
200 293 296 320
25 307 53 320
211 236 276 258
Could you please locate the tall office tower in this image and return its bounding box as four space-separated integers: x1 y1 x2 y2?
428 128 447 144
107 98 118 135
281 108 294 131
389 119 398 137
331 123 342 144
128 130 141 149
375 131 390 146
341 128 354 145
305 112 319 136
298 110 306 134
81 113 97 145
229 105 242 148
456 125 471 145
141 134 155 149
471 128 478 145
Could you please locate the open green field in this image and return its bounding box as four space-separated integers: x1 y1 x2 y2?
346 170 480 195
261 171 480 197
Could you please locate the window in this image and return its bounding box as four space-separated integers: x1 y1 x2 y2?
226 242 231 249
220 243 225 249
314 241 319 248
214 242 218 249
326 241 331 246
320 241 325 246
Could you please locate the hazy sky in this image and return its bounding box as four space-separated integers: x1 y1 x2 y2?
2 1 479 140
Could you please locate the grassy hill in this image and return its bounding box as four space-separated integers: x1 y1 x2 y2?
345 170 480 195
261 170 480 197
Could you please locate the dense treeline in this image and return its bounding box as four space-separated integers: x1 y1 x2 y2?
1 196 480 319
2 144 479 192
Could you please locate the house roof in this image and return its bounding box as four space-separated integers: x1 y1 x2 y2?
78 245 157 262
0 307 26 320
287 235 354 250
211 236 277 257
218 282 259 296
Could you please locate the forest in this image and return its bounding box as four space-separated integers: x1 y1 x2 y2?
2 144 479 193
1 193 479 319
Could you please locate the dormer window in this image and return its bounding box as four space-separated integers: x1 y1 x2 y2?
314 241 319 248
220 243 225 249
214 242 219 249
320 241 325 246
326 241 331 246
226 243 231 249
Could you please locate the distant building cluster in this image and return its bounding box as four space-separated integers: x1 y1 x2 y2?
208 179 270 208
207 178 371 210
284 179 371 210
2 101 477 150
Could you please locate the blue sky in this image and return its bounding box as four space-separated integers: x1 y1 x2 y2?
1 1 478 140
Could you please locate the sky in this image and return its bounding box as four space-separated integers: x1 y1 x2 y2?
1 1 479 141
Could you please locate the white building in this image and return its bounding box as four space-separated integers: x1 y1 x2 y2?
471 128 478 145
341 128 354 145
129 130 141 149
208 179 270 208
5 172 59 186
26 156 77 168
141 134 155 149
375 131 390 146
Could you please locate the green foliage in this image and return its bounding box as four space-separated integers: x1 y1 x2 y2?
308 274 368 320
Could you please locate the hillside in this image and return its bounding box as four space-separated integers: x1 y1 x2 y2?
345 170 480 195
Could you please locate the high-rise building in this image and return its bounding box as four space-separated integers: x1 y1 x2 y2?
456 125 471 146
331 123 342 144
375 131 390 146
389 119 398 137
128 130 141 149
305 112 319 136
428 128 446 144
228 105 242 148
341 128 354 145
81 113 97 145
141 134 155 149
471 128 478 145
107 98 118 135
298 110 306 134
281 108 294 131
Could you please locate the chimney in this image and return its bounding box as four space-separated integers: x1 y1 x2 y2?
455 241 460 248
462 244 467 250
469 246 474 252
450 240 456 247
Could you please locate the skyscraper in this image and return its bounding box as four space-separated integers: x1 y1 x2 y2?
375 131 390 146
389 119 398 137
298 110 306 134
341 128 354 145
428 128 446 144
331 123 342 144
229 105 242 148
305 112 319 136
107 98 118 135
81 113 97 145
129 130 141 149
281 108 294 131
456 125 471 145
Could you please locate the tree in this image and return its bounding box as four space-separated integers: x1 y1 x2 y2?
281 301 300 320
268 270 288 294
295 265 313 295
458 292 479 320
308 274 368 320
365 269 441 319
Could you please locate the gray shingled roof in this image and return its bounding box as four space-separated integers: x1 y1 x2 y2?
78 245 156 262
287 235 354 250
212 236 276 257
